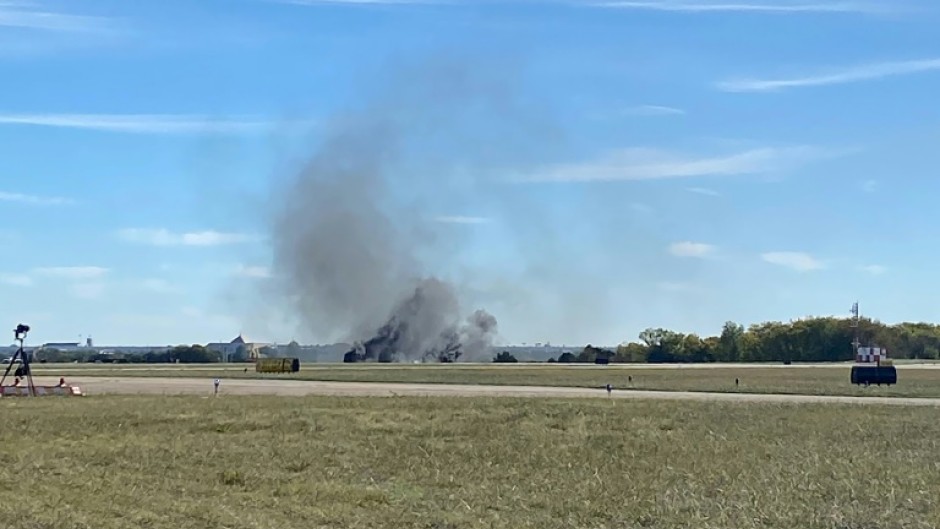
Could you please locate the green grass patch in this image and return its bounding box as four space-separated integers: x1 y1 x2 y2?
32 363 940 398
0 395 938 528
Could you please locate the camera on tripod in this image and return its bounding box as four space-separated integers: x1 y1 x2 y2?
14 324 29 341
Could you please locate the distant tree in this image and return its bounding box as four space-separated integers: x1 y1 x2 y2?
576 344 615 364
556 352 577 363
493 351 518 363
716 321 744 362
615 342 648 363
143 350 172 363
169 345 221 363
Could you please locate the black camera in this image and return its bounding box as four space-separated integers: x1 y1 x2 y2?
14 324 29 339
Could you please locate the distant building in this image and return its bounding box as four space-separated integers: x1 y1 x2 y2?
206 334 270 362
41 342 83 352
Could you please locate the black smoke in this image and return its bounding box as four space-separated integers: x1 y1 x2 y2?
344 278 498 363
268 58 511 363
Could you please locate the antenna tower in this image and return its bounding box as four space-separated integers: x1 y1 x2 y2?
850 301 860 355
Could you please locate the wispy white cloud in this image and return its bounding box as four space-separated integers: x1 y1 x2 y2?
657 281 709 293
514 145 837 183
0 190 73 205
861 179 877 193
70 282 105 299
669 241 716 258
33 266 110 279
761 251 824 271
138 278 182 293
588 1 888 14
117 228 261 247
859 264 886 275
0 273 32 287
717 57 940 92
0 2 112 33
0 113 306 135
620 105 686 116
685 186 721 197
433 215 492 224
232 265 272 279
270 0 449 5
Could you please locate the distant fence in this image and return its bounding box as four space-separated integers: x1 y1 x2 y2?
255 358 301 374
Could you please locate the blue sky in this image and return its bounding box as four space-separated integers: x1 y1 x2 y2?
2 0 940 347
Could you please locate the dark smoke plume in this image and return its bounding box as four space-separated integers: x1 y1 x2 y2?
344 278 498 363
268 58 509 362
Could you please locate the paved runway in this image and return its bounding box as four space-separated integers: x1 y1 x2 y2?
30 376 940 406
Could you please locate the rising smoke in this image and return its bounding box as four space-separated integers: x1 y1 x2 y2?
343 278 499 363
266 59 511 362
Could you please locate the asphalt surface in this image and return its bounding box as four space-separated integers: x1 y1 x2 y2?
25 376 940 406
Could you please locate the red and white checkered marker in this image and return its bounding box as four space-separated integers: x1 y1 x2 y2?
856 346 887 365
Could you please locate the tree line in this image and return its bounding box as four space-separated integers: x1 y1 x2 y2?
28 316 940 365
530 317 940 364
34 345 227 364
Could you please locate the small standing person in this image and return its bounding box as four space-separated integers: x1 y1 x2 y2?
606 383 612 396
213 378 220 396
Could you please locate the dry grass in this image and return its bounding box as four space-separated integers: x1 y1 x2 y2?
32 362 940 398
0 395 938 528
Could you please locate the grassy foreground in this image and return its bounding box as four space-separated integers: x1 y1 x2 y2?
1 396 939 528
32 362 940 398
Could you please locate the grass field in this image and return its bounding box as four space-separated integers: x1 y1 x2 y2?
28 362 940 399
0 395 937 528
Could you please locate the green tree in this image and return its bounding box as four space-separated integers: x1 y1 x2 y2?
570 315 940 365
556 352 577 363
716 321 744 362
493 351 518 363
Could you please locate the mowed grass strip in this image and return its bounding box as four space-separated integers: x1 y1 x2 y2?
33 363 940 398
0 396 938 528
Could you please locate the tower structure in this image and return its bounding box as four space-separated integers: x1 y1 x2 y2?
849 301 896 385
850 301 860 356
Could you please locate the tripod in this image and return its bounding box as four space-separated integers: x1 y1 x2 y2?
1 325 36 396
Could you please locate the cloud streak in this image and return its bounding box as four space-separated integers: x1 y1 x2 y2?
859 264 886 275
620 105 685 116
270 0 450 5
70 282 105 299
433 215 492 224
233 265 272 279
588 1 888 14
33 266 110 279
0 113 308 135
717 58 940 92
0 2 112 33
0 273 32 287
685 186 721 197
669 241 716 258
761 251 824 271
514 145 836 183
0 190 72 205
138 278 182 293
117 228 261 247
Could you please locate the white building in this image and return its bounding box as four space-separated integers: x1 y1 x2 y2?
206 334 271 362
